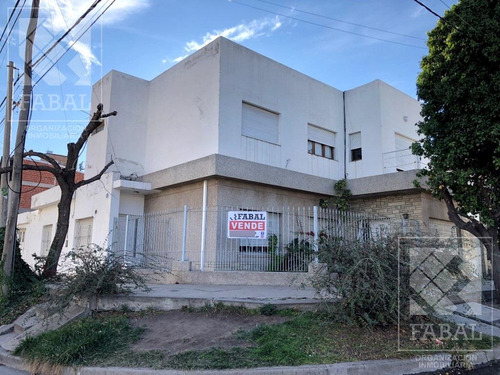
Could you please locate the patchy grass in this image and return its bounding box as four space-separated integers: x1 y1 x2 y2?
0 282 45 326
14 315 144 369
182 301 299 317
13 308 500 372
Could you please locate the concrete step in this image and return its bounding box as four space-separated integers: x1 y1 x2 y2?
1 303 89 353
13 316 40 334
12 307 37 334
0 324 13 336
442 312 500 338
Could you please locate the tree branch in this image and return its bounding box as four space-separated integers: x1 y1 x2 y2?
22 164 59 175
442 188 490 238
0 163 59 176
24 150 61 172
0 166 11 175
72 104 117 155
75 160 114 189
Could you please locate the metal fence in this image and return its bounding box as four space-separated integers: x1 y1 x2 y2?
111 206 407 272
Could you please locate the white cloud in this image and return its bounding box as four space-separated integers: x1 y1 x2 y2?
410 6 425 18
173 16 283 63
38 0 150 75
70 40 101 71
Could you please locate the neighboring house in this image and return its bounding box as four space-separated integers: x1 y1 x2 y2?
17 37 469 280
17 154 83 253
20 153 84 211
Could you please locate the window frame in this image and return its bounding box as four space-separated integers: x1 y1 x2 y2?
351 147 362 161
241 101 280 145
308 139 334 160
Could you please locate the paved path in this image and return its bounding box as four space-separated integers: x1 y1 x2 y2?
0 365 28 375
96 283 322 311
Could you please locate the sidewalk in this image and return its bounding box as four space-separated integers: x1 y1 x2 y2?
96 283 322 311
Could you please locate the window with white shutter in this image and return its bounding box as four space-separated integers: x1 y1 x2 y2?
307 124 335 160
242 102 279 144
349 132 362 161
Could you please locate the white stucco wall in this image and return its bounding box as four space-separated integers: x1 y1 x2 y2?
18 206 58 269
218 38 344 180
17 172 119 268
344 80 422 179
86 71 150 180
143 41 221 174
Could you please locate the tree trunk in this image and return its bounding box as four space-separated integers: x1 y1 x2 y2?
479 232 500 302
41 189 73 279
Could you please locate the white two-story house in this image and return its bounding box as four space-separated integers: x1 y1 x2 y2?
18 37 458 281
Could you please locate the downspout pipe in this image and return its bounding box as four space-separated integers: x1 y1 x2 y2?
343 91 347 179
200 180 208 271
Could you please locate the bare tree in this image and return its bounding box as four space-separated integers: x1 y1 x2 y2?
1 104 117 279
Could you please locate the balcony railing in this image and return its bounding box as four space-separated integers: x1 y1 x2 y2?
383 148 427 173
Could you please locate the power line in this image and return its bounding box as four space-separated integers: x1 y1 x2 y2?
438 0 451 9
32 0 103 68
33 0 117 88
231 0 426 49
0 0 115 111
413 0 461 33
251 0 426 41
413 0 478 36
0 0 21 44
0 0 28 56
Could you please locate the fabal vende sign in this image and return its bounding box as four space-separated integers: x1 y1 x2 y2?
227 211 267 239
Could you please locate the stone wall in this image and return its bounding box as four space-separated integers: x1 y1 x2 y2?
349 190 456 236
349 192 424 223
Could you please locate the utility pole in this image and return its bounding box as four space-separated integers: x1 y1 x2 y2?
1 61 15 228
2 0 39 297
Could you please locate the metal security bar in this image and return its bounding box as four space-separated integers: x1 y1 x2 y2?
111 206 397 272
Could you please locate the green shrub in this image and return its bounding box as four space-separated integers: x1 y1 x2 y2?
314 234 410 326
314 234 466 327
0 227 39 302
51 245 150 310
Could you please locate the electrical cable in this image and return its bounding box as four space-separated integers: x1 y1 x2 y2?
251 0 426 41
230 0 426 49
0 0 28 57
0 0 21 43
413 0 461 33
33 0 117 89
32 0 103 68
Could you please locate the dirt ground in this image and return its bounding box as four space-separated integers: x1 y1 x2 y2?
128 310 288 355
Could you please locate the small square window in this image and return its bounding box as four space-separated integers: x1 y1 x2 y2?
351 148 362 161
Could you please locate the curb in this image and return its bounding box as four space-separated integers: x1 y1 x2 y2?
2 347 500 375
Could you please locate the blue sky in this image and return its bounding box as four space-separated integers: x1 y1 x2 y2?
0 0 456 158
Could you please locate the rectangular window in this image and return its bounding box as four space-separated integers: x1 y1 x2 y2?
241 102 279 144
41 225 53 257
74 217 93 250
18 228 26 251
350 132 362 161
307 124 335 160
